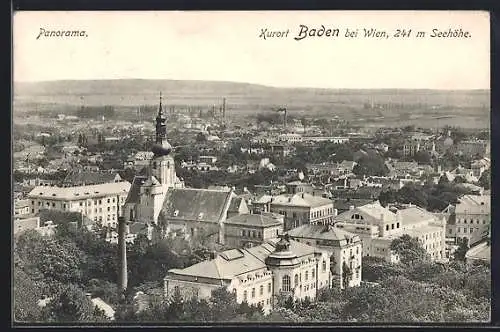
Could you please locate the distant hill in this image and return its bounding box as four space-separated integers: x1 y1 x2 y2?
13 79 490 128
13 79 489 106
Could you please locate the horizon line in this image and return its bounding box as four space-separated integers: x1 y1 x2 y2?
13 78 490 92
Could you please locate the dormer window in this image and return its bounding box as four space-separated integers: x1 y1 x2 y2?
198 212 204 219
173 210 179 217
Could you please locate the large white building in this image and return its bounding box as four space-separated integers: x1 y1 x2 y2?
252 189 336 231
333 202 447 263
287 224 362 289
448 194 490 245
164 236 331 313
27 181 131 227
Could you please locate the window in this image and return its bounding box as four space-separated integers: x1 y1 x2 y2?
31 200 34 205
294 274 299 286
276 229 279 236
79 202 83 206
305 271 309 281
391 224 394 230
99 200 102 205
107 207 111 212
386 225 389 231
112 198 115 203
251 288 255 298
282 275 291 292
52 203 55 207
268 283 271 293
260 285 263 296
241 230 245 236
397 222 400 228
107 199 110 203
243 291 248 301
350 249 352 256
311 269 315 278
322 260 326 272
252 231 256 238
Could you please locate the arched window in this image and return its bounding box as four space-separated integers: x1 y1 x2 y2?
260 285 264 295
294 274 299 286
282 275 291 292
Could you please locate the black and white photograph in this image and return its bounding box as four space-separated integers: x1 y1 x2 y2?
12 10 491 324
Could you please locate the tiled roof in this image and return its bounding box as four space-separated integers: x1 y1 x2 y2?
399 206 438 226
225 213 282 227
62 171 121 187
333 198 374 211
336 201 397 222
465 241 490 262
287 224 360 245
124 176 148 204
168 248 266 280
455 195 491 214
161 188 234 223
28 182 131 201
256 193 332 208
166 239 317 281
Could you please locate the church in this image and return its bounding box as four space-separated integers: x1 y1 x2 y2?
123 94 242 245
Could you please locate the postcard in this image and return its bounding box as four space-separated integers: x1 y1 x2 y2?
12 10 491 325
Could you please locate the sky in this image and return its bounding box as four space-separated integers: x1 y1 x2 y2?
13 11 490 89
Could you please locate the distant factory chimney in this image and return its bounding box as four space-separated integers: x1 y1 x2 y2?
117 195 128 300
222 98 226 122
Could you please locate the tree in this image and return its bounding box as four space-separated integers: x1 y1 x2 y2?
13 266 47 322
195 132 207 143
342 261 352 288
353 155 388 177
390 234 429 265
45 284 108 322
413 151 431 165
453 238 469 262
478 170 491 190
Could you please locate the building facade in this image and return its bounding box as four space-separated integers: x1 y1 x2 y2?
287 224 362 289
27 181 131 227
333 202 446 263
164 237 331 313
449 194 490 244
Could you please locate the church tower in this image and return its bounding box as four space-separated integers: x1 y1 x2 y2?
151 92 177 190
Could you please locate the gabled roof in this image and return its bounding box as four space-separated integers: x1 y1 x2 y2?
161 188 234 223
258 193 332 208
62 171 121 187
166 238 317 281
225 213 283 227
28 182 131 201
124 176 148 205
168 248 267 280
398 206 437 225
287 224 359 245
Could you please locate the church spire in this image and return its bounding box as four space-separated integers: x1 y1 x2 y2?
158 91 164 118
155 92 167 145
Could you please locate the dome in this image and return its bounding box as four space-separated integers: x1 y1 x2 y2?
151 140 172 156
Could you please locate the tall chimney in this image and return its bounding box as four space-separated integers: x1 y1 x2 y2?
117 196 128 300
222 98 226 121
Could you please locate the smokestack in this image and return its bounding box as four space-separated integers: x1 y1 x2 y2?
117 196 128 300
222 98 226 121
